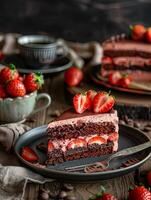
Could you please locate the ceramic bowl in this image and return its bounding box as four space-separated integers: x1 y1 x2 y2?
0 91 51 123
17 35 59 67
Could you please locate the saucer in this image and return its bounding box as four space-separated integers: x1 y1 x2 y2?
2 54 73 75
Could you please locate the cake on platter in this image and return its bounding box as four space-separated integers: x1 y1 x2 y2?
46 90 119 165
101 25 151 82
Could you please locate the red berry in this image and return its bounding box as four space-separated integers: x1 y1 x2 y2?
67 138 87 150
6 79 26 97
128 186 151 200
108 132 119 142
86 90 97 110
21 146 38 162
147 171 151 186
146 28 151 43
102 57 113 65
0 64 19 84
93 92 115 113
131 24 146 41
73 93 91 114
88 136 106 146
97 193 117 200
24 72 44 93
109 71 122 85
64 67 83 86
48 140 54 152
0 84 7 98
118 75 132 88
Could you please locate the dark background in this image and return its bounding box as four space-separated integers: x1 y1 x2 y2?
0 0 151 42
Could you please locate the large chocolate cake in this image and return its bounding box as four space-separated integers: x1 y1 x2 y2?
46 109 119 165
101 34 151 81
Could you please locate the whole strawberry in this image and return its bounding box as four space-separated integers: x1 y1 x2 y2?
89 186 117 200
0 84 7 98
131 24 146 41
128 186 151 200
24 72 44 93
0 64 19 84
6 79 26 97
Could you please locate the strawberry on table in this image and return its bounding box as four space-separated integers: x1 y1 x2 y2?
21 146 38 162
0 63 19 84
6 79 26 97
88 136 106 146
93 92 115 113
109 71 122 86
0 84 7 98
86 89 97 110
146 27 151 43
67 138 87 150
131 24 146 41
73 92 91 114
24 72 44 93
89 186 117 200
128 186 151 200
64 66 83 87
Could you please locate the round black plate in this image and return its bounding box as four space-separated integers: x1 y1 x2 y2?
1 54 72 74
14 125 151 182
90 65 151 96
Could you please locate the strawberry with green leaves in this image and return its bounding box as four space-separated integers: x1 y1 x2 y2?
0 64 19 84
24 72 44 93
6 79 26 97
128 186 151 200
89 186 117 200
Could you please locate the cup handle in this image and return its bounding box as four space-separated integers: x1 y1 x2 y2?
30 93 51 115
56 44 68 56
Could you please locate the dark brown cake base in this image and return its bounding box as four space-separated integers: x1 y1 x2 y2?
47 122 115 140
46 142 114 165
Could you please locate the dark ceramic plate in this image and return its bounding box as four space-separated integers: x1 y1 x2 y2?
90 65 151 96
1 54 72 74
14 124 151 182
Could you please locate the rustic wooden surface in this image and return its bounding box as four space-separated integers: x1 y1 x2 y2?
24 72 151 200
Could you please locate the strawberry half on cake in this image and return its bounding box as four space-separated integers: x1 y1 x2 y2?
46 91 119 165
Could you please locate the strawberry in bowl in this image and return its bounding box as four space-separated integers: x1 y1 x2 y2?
0 64 51 123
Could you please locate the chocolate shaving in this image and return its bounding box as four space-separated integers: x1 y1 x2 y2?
121 158 139 167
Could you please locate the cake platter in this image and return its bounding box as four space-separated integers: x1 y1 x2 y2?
14 124 151 182
90 65 151 96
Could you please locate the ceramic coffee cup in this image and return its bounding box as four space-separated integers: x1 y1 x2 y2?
0 91 51 123
17 35 67 68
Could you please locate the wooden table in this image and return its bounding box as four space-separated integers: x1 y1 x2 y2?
24 72 151 200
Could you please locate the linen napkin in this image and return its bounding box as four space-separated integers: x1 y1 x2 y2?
0 123 54 200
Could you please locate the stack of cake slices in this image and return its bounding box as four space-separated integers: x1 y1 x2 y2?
101 34 151 82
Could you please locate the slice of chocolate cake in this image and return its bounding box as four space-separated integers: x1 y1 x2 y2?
46 109 119 165
101 33 151 81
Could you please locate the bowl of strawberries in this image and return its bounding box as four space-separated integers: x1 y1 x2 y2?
0 64 51 123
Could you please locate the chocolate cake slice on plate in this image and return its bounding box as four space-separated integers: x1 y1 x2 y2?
46 108 119 165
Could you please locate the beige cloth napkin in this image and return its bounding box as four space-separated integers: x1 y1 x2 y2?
0 123 54 200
